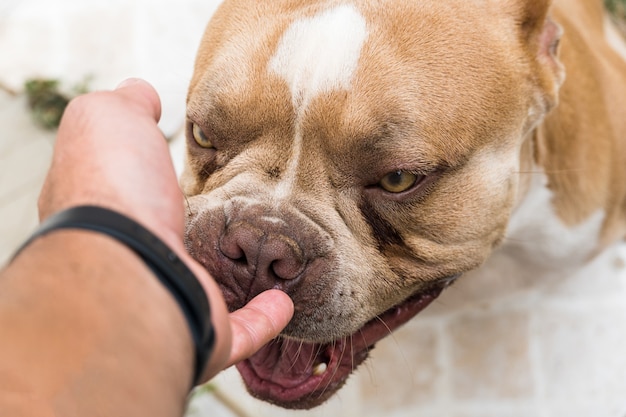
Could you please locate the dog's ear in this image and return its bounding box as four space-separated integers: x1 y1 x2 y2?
516 0 562 61
516 0 552 39
511 0 565 111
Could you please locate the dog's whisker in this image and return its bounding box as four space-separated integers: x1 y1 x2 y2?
356 327 379 386
310 341 329 381
292 340 306 371
312 342 325 366
316 337 348 401
283 339 296 371
514 168 585 175
310 341 333 396
386 330 414 384
350 335 355 374
286 339 306 373
328 337 348 385
303 341 326 380
311 339 336 396
183 193 193 216
374 315 394 338
296 339 306 363
369 316 415 386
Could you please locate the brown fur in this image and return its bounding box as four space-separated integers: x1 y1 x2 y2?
537 1 626 245
182 0 626 408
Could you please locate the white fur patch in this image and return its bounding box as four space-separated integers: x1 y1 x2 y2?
505 170 605 268
268 4 368 200
268 4 368 108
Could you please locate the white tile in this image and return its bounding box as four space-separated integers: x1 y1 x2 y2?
0 93 53 264
541 243 626 301
0 13 67 90
0 0 224 137
0 139 52 200
533 307 626 403
186 386 239 417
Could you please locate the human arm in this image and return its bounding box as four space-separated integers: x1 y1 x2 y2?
0 79 294 416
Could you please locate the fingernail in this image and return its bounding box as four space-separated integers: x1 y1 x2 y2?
116 78 142 89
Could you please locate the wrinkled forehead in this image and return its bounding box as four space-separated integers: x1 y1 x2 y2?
188 0 525 152
188 2 368 109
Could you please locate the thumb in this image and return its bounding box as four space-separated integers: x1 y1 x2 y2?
226 290 295 367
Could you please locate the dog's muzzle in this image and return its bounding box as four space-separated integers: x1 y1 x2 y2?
185 198 459 408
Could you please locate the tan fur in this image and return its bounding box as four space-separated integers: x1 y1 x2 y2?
182 0 626 408
182 0 626 346
536 0 626 246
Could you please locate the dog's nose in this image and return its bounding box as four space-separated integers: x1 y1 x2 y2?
185 202 334 310
219 220 307 285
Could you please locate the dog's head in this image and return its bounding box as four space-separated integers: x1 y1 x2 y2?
182 0 564 409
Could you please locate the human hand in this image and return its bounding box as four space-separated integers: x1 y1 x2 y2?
38 78 294 382
38 78 183 248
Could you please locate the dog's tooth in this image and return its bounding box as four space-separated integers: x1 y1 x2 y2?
313 363 328 376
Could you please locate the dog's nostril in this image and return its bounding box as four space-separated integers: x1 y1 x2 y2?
270 252 306 281
233 254 248 267
220 233 247 262
219 221 307 283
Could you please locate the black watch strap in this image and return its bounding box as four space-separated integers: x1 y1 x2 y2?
12 205 214 387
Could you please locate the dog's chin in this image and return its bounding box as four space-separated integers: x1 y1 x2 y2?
235 287 444 409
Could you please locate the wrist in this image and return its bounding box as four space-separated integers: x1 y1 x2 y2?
14 205 214 385
3 230 193 416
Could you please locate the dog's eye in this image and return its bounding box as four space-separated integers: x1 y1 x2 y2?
379 170 419 193
192 123 214 149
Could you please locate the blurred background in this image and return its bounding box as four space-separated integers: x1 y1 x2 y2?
1 1 626 416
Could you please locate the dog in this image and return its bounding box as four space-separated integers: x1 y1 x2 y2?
181 0 626 409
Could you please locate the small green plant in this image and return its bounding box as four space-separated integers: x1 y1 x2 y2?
606 0 626 36
606 0 626 18
604 0 626 38
24 79 69 130
24 77 90 130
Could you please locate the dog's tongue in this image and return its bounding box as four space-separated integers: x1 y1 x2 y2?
236 336 361 408
243 339 333 389
235 289 442 409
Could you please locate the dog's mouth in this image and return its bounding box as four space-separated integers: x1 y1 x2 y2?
235 287 444 409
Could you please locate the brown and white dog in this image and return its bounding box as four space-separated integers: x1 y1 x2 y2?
181 0 626 409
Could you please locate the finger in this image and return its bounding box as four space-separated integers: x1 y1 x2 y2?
226 290 294 367
114 78 162 122
57 78 162 146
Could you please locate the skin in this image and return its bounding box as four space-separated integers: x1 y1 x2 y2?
0 79 294 417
